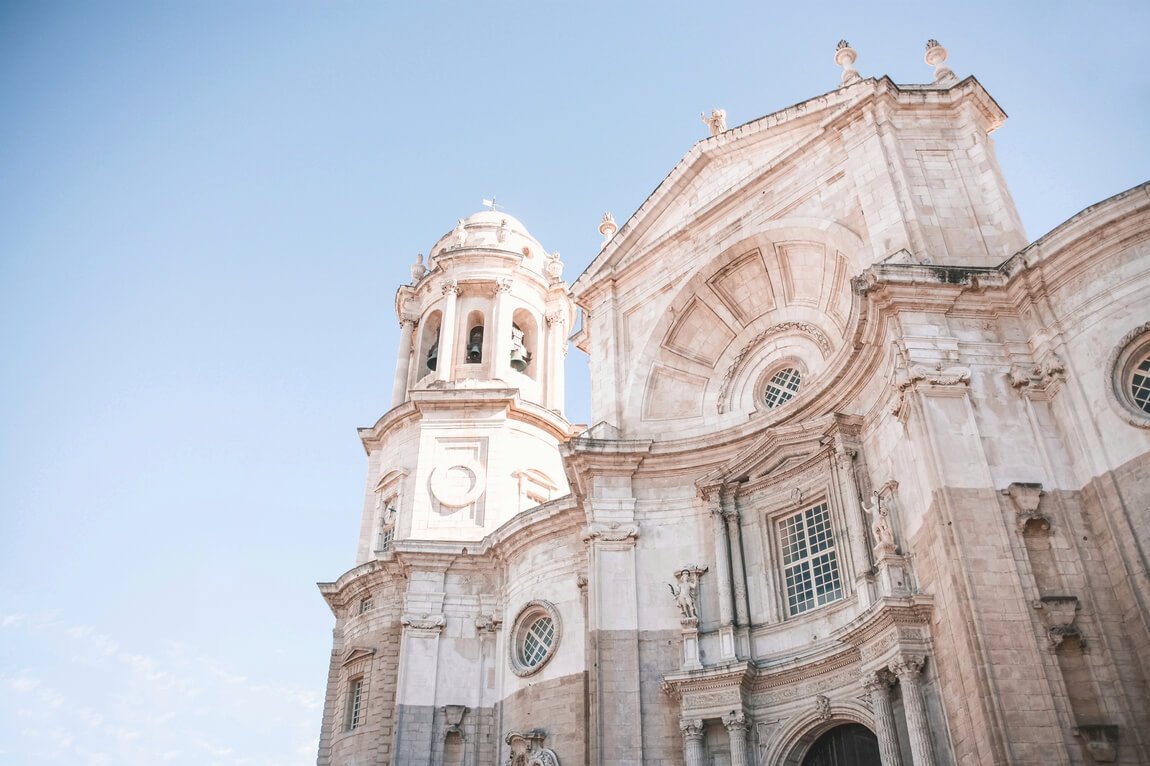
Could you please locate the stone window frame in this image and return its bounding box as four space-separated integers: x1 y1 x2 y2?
508 599 562 677
344 675 366 732
357 596 374 616
373 469 407 555
772 499 846 618
1106 323 1150 428
754 357 808 413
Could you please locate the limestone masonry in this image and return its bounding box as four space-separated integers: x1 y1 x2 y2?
316 42 1150 765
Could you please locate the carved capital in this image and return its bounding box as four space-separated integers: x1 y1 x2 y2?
441 279 461 296
475 614 503 634
721 710 747 730
545 310 565 328
890 654 925 681
494 277 513 294
399 316 419 330
863 668 896 694
679 718 704 740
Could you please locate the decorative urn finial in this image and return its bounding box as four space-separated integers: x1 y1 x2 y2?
410 253 427 284
598 212 618 248
545 251 564 283
835 40 861 86
925 39 956 84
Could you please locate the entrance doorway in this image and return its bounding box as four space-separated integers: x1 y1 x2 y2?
801 723 880 766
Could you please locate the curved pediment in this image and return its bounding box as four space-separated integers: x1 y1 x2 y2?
626 221 862 437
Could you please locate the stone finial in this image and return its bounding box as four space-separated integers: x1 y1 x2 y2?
924 39 956 84
835 40 861 85
598 212 617 248
410 253 426 284
701 108 727 136
545 251 564 283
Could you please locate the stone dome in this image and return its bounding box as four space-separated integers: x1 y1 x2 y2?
429 210 550 263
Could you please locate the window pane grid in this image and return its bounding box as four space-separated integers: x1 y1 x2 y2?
521 617 554 667
346 678 364 731
779 502 843 616
764 367 802 408
1132 356 1150 413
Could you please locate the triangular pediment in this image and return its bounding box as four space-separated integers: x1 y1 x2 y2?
342 646 376 667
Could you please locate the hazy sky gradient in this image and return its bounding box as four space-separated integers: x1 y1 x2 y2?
1 2 1147 763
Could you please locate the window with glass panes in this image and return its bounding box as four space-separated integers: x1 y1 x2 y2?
778 501 844 615
345 677 364 731
1131 352 1150 414
764 367 802 408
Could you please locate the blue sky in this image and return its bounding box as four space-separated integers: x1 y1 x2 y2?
1 2 1147 764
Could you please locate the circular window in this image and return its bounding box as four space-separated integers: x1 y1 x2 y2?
509 600 561 676
763 366 802 409
1106 324 1150 428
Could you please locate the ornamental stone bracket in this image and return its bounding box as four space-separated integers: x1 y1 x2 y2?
1003 482 1050 533
442 704 468 735
475 614 503 634
1073 724 1119 763
505 729 560 766
580 522 640 545
401 612 447 636
1008 352 1066 399
1034 595 1084 651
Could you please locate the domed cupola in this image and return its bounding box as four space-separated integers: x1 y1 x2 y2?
392 210 573 414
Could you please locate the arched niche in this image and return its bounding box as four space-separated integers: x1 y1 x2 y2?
419 309 442 376
464 309 485 365
511 308 539 381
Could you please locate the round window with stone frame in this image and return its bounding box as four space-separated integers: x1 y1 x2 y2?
508 600 561 677
1106 324 1150 428
756 360 806 412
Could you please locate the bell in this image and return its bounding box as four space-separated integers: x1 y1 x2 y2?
426 342 438 371
510 347 530 372
466 327 483 363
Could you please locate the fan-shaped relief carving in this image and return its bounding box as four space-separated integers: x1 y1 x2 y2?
661 298 735 366
776 240 829 307
642 365 709 421
706 248 776 324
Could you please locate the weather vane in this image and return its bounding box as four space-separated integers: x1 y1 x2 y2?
482 197 503 212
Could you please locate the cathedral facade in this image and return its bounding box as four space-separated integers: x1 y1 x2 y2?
316 43 1150 765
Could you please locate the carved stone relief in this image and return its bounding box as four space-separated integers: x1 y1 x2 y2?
505 730 560 766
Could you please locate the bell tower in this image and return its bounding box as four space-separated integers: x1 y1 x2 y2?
355 210 576 560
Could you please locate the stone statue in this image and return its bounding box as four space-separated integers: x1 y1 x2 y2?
452 218 467 249
701 108 727 136
670 567 699 620
863 490 897 555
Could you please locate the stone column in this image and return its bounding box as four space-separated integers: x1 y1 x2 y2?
707 491 736 660
723 711 750 766
892 655 936 766
437 280 460 382
835 446 874 580
864 670 903 766
680 719 705 766
721 486 750 628
544 310 566 411
392 317 417 407
490 278 512 381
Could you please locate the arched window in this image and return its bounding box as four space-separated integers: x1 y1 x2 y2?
465 310 485 364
